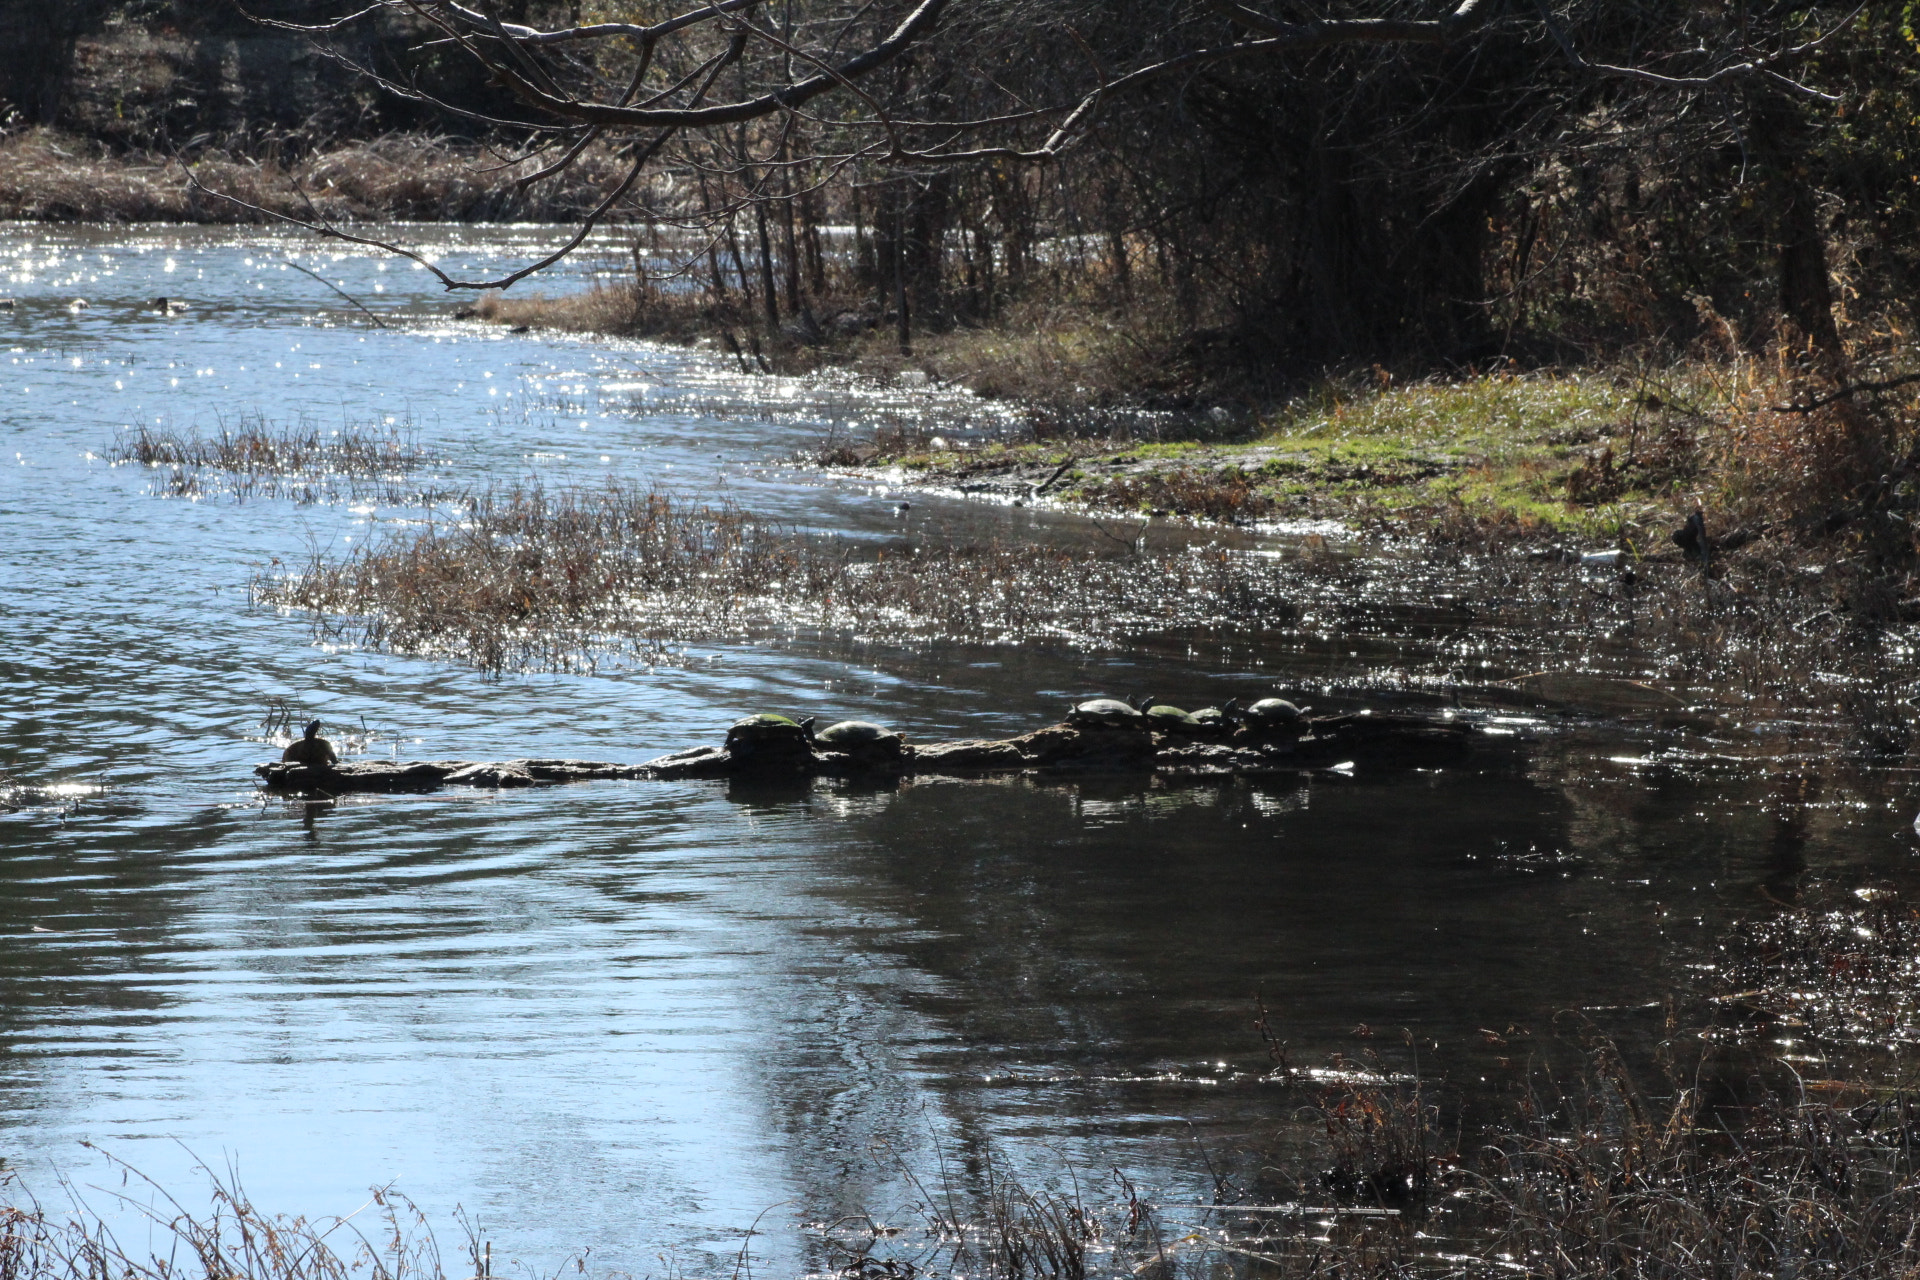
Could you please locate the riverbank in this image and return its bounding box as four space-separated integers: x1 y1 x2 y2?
0 128 633 222
807 362 1920 559
462 288 1920 596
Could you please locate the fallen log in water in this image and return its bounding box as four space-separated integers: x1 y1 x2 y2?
255 758 659 793
253 710 1483 796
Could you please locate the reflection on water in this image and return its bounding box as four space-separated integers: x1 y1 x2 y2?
0 224 1915 1275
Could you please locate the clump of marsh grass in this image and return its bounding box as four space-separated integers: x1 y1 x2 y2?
111 414 444 505
819 1024 1920 1280
467 281 713 343
1458 1044 1920 1279
250 479 1298 674
0 1144 493 1280
806 415 956 467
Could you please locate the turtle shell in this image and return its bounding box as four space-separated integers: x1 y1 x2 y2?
1244 698 1307 724
1068 698 1146 728
1145 704 1201 728
725 714 811 752
1189 706 1226 725
815 720 899 748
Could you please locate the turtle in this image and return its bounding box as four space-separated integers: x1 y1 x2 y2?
814 720 901 751
1067 698 1147 730
281 719 339 767
813 720 906 764
1242 697 1310 730
724 713 813 759
1144 704 1206 732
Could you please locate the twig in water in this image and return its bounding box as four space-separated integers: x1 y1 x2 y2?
1089 515 1151 555
287 260 390 329
731 1202 790 1280
1032 454 1078 496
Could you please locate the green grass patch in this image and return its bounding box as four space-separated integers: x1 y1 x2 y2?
817 370 1710 540
1263 372 1633 446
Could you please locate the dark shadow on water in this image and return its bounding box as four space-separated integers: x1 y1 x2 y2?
724 775 823 808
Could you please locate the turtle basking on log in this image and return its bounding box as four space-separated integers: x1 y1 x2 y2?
1067 698 1148 730
281 720 339 767
811 720 907 765
255 695 1481 795
724 714 815 770
1240 697 1310 730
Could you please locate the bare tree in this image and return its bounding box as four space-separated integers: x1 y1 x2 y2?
216 0 1870 372
227 0 956 289
215 0 1518 292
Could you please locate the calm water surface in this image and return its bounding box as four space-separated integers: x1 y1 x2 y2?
0 224 1914 1275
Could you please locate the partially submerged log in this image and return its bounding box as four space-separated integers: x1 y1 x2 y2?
254 710 1482 796
256 757 657 793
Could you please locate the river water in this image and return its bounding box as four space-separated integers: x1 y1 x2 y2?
0 224 1914 1276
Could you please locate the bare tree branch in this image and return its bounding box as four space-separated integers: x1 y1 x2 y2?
207 0 1867 302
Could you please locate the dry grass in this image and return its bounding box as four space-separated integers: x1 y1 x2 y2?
468 282 716 343
0 128 635 223
836 294 1195 408
1461 1054 1920 1278
109 415 442 505
249 478 1298 674
0 1146 483 1280
236 462 1920 714
808 414 955 467
1719 891 1920 1058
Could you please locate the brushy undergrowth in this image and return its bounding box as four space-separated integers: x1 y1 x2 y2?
467 281 715 345
111 416 441 504
249 479 1298 674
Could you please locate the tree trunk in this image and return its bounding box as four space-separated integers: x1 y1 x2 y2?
726 213 754 314
755 195 780 331
1779 180 1843 364
895 192 912 355
1753 93 1845 367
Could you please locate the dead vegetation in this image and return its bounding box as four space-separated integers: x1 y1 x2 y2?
233 462 1920 717
465 279 716 345
0 129 634 223
1718 890 1920 1058
249 478 1298 674
110 415 443 505
0 1146 493 1280
1071 467 1282 524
